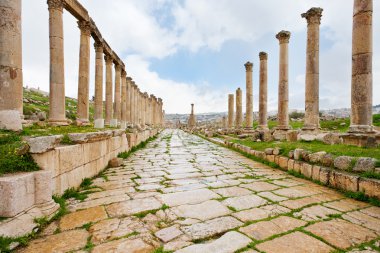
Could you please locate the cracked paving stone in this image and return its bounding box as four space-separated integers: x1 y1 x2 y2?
324 198 370 212
222 195 267 211
342 210 380 234
106 197 162 217
212 186 252 197
91 238 154 253
232 204 291 222
257 191 288 202
241 181 281 192
171 200 231 221
158 188 220 206
155 225 183 242
294 205 342 221
305 219 377 249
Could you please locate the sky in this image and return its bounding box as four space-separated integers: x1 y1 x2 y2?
22 0 380 114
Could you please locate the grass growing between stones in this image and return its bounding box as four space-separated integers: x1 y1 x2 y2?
118 135 159 159
151 246 173 253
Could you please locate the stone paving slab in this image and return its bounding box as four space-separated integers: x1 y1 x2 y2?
232 204 291 222
60 206 108 231
106 197 162 217
157 188 219 206
222 195 267 210
171 200 231 221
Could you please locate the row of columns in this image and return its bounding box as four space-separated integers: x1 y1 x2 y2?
226 2 374 135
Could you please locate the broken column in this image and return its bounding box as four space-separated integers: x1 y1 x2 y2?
275 31 291 131
47 0 67 125
244 62 253 129
76 20 92 125
258 52 268 130
111 63 121 127
302 7 323 131
0 0 23 130
228 94 234 129
349 0 374 133
94 42 104 128
104 54 113 125
235 88 243 128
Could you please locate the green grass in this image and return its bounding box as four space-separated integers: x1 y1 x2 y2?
231 139 380 160
118 135 158 159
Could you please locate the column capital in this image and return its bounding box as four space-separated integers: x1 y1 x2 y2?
104 54 113 64
47 0 64 11
276 30 291 44
244 61 253 71
78 20 92 36
126 76 132 82
302 7 323 25
259 52 268 60
94 41 103 53
121 69 127 77
114 63 121 71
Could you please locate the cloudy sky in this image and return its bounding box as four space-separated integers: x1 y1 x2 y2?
23 0 380 114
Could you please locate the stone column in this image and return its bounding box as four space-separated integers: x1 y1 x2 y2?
228 94 234 129
150 95 155 126
141 92 145 127
94 42 104 128
76 20 92 125
111 63 121 127
130 82 135 125
104 54 113 125
349 0 374 133
120 69 127 129
235 88 243 128
158 98 163 126
0 0 23 131
126 77 132 125
276 31 291 130
258 52 268 130
302 8 323 131
47 0 67 125
244 62 253 129
135 87 140 126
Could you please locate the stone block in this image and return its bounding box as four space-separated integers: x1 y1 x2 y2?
294 149 304 160
321 153 334 167
110 136 122 151
359 178 380 200
273 147 282 155
0 110 22 131
309 151 327 164
319 167 331 185
255 151 266 160
298 134 317 142
353 157 376 172
264 148 274 155
286 130 298 142
32 150 59 176
266 155 275 163
26 135 63 154
94 119 104 129
317 133 343 145
58 144 84 174
334 156 353 171
288 159 295 170
68 131 112 144
293 161 303 173
329 171 359 192
34 170 53 204
312 165 321 181
278 156 289 170
0 173 35 217
300 163 313 178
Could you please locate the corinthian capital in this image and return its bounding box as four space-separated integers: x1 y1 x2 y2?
302 7 323 25
259 52 268 61
78 20 92 36
47 0 64 11
104 54 113 64
94 41 103 53
276 30 291 44
244 61 253 72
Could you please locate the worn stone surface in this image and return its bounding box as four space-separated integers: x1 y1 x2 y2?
222 195 267 210
158 188 219 206
155 225 183 242
26 135 63 153
294 205 341 221
233 204 290 222
334 156 353 170
172 200 231 221
92 238 154 253
60 206 108 231
106 197 162 217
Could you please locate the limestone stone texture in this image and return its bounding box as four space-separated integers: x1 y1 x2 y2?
276 31 291 131
120 70 127 129
126 77 132 124
0 0 23 131
188 104 196 128
76 20 92 124
94 42 104 128
258 52 268 130
349 0 374 133
302 8 323 131
235 88 243 128
112 63 121 126
104 54 113 125
228 94 234 128
244 61 253 128
47 0 67 125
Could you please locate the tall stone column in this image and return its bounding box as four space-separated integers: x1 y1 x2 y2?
111 63 121 126
302 8 323 131
276 31 291 130
94 42 104 128
0 0 23 130
235 88 243 128
158 98 163 127
258 52 268 130
47 0 67 125
126 77 132 125
244 62 253 129
141 92 145 127
228 94 234 129
76 20 92 125
135 86 140 126
130 82 135 125
120 69 127 129
349 0 374 133
104 54 113 125
150 95 155 126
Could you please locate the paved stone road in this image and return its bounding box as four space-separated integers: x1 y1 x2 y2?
20 130 380 253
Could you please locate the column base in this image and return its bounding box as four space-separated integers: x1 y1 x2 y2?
257 125 269 131
120 121 127 129
94 119 105 129
341 132 379 148
273 128 290 141
0 110 22 131
75 119 91 126
348 125 376 134
48 118 69 126
110 119 118 127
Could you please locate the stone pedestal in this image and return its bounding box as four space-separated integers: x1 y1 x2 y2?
228 94 234 129
94 42 104 126
235 88 243 128
76 21 92 124
0 0 23 131
104 55 113 125
349 0 374 133
110 119 118 127
302 8 323 131
94 119 105 129
244 62 253 129
258 52 268 130
275 31 291 131
47 0 67 125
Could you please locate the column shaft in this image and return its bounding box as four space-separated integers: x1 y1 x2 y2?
350 0 373 133
235 88 243 128
244 62 253 128
76 21 92 124
126 77 132 124
113 64 121 123
121 70 127 128
259 52 268 129
104 55 113 125
94 42 104 128
48 0 67 125
228 94 234 128
0 0 23 130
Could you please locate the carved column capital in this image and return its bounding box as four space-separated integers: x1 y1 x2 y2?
259 52 268 60
94 42 103 53
276 30 291 44
78 20 92 36
244 61 253 72
47 0 64 11
104 54 113 64
121 69 127 78
302 7 323 25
